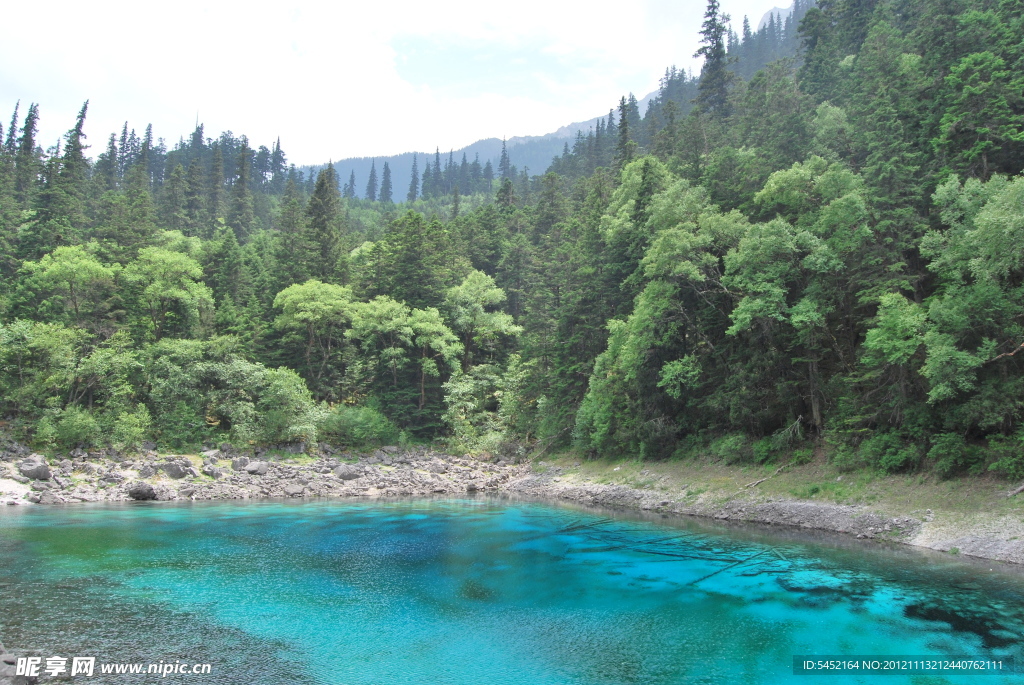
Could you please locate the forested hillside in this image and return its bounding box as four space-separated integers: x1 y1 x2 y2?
2 0 1023 480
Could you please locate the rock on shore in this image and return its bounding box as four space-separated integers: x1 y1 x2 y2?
2 444 1024 566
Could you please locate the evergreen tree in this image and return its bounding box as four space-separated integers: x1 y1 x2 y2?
228 137 255 241
304 165 345 282
183 159 207 236
343 170 356 199
380 161 393 204
23 102 91 260
616 96 636 167
365 160 378 201
498 138 512 180
421 164 434 200
208 144 225 230
432 148 443 196
483 160 494 190
407 153 419 202
274 178 310 289
3 101 18 154
695 0 732 116
14 102 40 208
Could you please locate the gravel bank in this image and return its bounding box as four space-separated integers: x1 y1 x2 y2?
2 444 1023 566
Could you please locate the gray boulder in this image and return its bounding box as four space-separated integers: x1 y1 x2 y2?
185 466 201 478
138 464 156 478
244 461 268 476
159 462 187 479
333 464 361 480
284 483 304 497
127 482 157 500
18 454 50 480
231 456 250 471
202 465 223 479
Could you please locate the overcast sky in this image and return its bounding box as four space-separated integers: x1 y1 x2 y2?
1 0 784 166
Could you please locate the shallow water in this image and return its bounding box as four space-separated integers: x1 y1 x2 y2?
1 499 1022 684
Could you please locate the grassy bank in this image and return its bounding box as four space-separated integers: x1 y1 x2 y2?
534 449 1024 523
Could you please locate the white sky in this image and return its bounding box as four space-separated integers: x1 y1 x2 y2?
1 0 781 166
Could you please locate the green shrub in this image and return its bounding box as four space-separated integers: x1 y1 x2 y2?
709 433 751 463
317 405 399 448
987 429 1024 480
154 400 208 449
54 406 102 449
112 405 153 452
928 432 984 478
859 432 921 473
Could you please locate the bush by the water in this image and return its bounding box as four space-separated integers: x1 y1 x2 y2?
316 405 400 448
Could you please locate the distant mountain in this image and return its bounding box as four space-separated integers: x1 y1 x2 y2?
321 90 659 200
758 4 794 30
316 2 795 199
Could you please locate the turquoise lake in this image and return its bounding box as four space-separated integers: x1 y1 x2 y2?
1 499 1022 684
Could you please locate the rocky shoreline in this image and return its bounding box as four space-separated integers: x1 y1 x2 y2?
2 443 1024 567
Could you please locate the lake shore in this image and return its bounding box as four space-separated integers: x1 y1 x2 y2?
2 444 1024 566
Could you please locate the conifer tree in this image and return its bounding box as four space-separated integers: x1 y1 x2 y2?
498 138 512 180
365 160 378 201
94 133 118 191
228 137 255 241
23 102 91 259
14 103 40 208
274 178 310 289
616 96 636 167
208 144 225 230
421 164 434 200
3 101 18 154
184 159 207 236
380 161 393 204
483 160 494 190
695 0 731 116
305 165 345 282
407 153 419 202
343 170 356 199
432 148 442 196
160 163 188 232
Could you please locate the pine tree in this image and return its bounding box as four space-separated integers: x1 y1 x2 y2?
14 103 40 208
407 153 419 202
228 137 255 241
183 159 207 235
365 160 378 201
94 133 118 191
304 166 345 282
695 0 732 116
208 143 225 230
498 138 512 180
421 164 434 200
274 178 310 289
380 161 393 204
343 170 356 199
4 101 19 154
23 102 91 259
432 148 442 196
160 163 188 232
616 96 636 167
483 160 494 190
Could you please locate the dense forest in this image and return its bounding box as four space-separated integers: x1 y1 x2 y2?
2 0 1023 480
